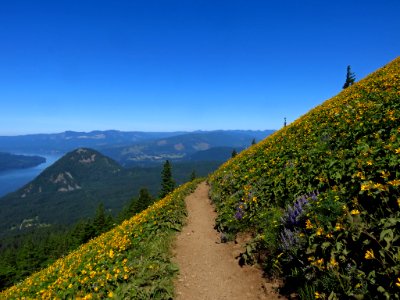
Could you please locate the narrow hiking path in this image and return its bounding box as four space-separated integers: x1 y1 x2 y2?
173 182 282 300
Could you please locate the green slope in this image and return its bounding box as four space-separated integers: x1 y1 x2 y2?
209 57 400 298
1 179 202 299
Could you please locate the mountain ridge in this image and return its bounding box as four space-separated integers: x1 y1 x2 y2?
0 148 221 237
0 148 128 234
102 130 274 166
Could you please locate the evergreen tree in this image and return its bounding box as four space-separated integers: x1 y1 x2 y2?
137 188 153 212
190 170 197 181
93 203 106 236
117 197 138 222
284 117 287 127
159 160 175 198
16 239 41 277
231 149 238 158
92 203 113 236
343 65 356 89
251 138 256 146
82 220 96 243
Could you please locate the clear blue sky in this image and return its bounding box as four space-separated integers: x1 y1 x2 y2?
1 0 399 135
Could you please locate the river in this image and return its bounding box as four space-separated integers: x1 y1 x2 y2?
0 154 62 197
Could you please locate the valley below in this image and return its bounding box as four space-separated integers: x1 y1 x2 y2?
0 154 61 197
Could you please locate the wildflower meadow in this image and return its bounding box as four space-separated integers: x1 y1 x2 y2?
209 57 400 299
1 179 202 299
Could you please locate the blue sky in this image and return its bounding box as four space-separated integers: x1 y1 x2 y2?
0 0 399 135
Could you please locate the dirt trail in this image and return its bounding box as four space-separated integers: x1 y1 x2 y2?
173 182 282 300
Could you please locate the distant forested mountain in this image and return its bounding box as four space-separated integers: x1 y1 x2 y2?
0 148 219 237
102 130 274 166
0 130 275 167
0 130 184 154
187 146 245 161
0 153 45 171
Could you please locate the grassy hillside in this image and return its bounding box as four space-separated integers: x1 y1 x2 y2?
1 179 202 299
209 57 400 299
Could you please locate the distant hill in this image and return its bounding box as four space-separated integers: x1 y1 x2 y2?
0 152 45 171
102 130 274 166
0 130 184 154
0 148 125 234
0 148 220 237
187 146 245 161
0 130 274 166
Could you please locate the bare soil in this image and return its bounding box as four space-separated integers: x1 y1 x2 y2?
173 182 283 300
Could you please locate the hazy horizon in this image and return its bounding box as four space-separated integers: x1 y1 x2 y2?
0 128 277 137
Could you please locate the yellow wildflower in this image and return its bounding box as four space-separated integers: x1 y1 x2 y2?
316 228 323 236
315 291 321 299
329 257 338 268
380 171 390 178
365 249 375 260
360 183 371 191
109 249 114 259
335 223 344 231
396 277 400 287
326 233 333 238
106 273 112 281
395 148 400 154
108 291 114 298
389 179 400 186
355 171 365 179
367 160 373 166
305 219 313 229
350 209 360 215
373 183 386 190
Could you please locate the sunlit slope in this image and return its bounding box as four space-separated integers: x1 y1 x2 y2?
209 57 400 298
1 180 201 299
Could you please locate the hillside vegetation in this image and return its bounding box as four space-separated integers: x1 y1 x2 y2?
1 179 202 299
0 148 218 236
209 57 400 299
0 152 45 171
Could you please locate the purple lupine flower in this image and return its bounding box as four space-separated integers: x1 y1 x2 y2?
279 191 319 251
235 210 244 220
281 191 319 229
234 201 245 220
280 228 299 251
